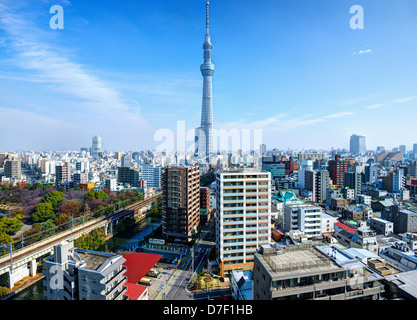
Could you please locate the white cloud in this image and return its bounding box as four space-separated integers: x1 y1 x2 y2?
366 95 417 109
218 110 354 133
352 49 373 55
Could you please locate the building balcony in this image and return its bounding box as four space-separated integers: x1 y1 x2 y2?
111 286 128 300
100 266 127 286
104 276 127 297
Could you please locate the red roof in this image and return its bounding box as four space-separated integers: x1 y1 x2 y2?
122 252 163 284
124 282 148 300
335 222 356 234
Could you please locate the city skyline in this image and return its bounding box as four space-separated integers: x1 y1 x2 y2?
1 0 417 152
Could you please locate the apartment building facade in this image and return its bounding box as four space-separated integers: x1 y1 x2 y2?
283 203 322 240
215 169 271 277
162 165 200 242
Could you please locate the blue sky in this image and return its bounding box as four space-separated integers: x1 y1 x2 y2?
0 0 417 152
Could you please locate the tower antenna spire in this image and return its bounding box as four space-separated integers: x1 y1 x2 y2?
206 1 210 34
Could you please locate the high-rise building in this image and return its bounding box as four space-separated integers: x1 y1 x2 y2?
56 162 71 185
4 159 22 180
195 1 214 162
350 134 366 155
73 172 88 187
413 144 417 155
328 156 348 188
260 144 266 155
215 169 271 277
117 166 139 187
399 145 406 156
364 163 378 183
305 170 330 204
297 160 314 189
200 186 210 210
142 162 162 189
121 153 133 168
105 178 117 191
92 135 102 157
344 172 362 197
43 241 127 300
162 165 201 242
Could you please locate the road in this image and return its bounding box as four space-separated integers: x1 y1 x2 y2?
164 222 216 300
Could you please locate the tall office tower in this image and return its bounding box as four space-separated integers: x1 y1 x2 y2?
215 169 271 277
92 135 102 157
413 144 417 154
43 241 127 300
260 144 266 155
364 163 378 183
344 172 362 197
305 170 330 204
195 1 214 162
121 153 133 168
399 145 406 156
162 165 201 242
4 160 22 180
142 162 162 189
328 156 348 188
297 160 314 189
350 134 366 155
56 162 71 185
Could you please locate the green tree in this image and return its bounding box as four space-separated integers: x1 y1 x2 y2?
84 191 108 201
0 286 9 297
132 189 144 201
30 183 43 190
22 223 42 245
32 203 56 222
0 218 22 235
44 191 65 207
42 219 56 237
0 233 13 246
74 229 106 250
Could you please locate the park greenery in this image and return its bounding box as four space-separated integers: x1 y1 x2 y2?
0 184 147 251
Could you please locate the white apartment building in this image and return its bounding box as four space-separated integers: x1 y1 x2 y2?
283 203 322 240
215 169 271 277
356 194 372 206
141 162 162 190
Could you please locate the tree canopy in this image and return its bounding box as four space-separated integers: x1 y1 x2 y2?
32 202 56 222
44 191 65 207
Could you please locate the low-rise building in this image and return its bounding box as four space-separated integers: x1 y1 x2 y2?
43 241 128 300
370 217 394 236
230 269 254 300
253 243 385 300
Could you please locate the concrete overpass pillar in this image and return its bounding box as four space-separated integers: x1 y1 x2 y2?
104 224 108 236
7 271 15 289
30 259 37 277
